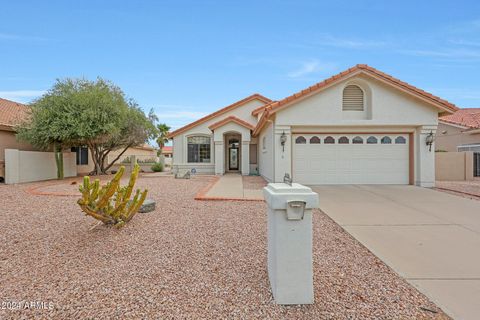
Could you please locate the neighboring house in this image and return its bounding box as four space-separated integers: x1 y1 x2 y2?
0 97 157 181
168 64 458 187
436 108 480 152
161 146 173 158
0 98 37 181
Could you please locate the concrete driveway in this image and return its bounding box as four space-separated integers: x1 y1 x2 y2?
312 185 480 320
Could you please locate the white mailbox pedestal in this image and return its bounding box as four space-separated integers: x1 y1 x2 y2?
263 183 319 305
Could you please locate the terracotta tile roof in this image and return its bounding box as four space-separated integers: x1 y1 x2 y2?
162 146 173 153
253 64 459 136
135 143 156 151
208 115 255 131
167 93 271 138
0 97 30 130
267 64 458 115
251 101 276 116
440 108 480 129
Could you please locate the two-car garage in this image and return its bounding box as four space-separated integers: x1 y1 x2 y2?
292 133 411 185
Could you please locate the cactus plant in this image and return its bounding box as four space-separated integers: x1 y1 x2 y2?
77 164 148 228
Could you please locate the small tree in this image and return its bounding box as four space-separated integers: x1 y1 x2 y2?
155 123 171 156
17 78 156 176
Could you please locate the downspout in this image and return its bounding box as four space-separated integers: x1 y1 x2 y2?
267 119 274 182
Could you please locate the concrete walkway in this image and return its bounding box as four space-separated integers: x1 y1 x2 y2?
312 185 480 320
198 174 264 200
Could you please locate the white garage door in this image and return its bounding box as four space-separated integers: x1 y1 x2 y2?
292 134 410 185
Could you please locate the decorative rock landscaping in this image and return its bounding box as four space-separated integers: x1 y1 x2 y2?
0 175 448 319
139 199 156 213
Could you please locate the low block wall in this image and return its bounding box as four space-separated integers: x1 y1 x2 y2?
435 151 473 181
110 162 157 173
5 149 77 184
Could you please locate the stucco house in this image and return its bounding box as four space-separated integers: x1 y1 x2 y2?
168 64 458 187
1 97 158 182
436 108 480 152
0 98 37 181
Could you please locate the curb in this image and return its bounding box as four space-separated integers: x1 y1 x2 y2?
434 187 480 199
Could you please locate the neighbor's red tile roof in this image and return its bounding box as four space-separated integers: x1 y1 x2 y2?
440 108 480 129
162 146 173 153
253 64 459 136
0 97 30 129
167 93 271 138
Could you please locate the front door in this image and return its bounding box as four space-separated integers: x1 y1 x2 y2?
229 146 239 170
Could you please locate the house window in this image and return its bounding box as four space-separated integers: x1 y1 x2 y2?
343 85 364 111
367 136 378 144
71 146 88 165
352 136 363 144
381 136 392 144
295 136 306 144
395 136 406 144
324 136 335 144
187 136 211 163
262 136 266 151
310 136 321 144
338 136 349 144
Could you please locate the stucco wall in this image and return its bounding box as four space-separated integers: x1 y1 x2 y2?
76 146 157 175
0 130 37 178
172 98 265 173
5 149 76 184
436 122 480 152
275 74 439 127
435 151 474 181
258 121 274 181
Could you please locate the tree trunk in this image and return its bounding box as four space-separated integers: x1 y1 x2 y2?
88 144 103 176
103 144 132 172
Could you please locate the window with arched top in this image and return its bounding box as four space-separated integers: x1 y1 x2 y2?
352 136 363 144
338 136 349 144
295 136 306 144
367 136 378 144
395 136 406 144
343 85 364 111
310 136 321 144
324 136 335 144
187 136 211 163
381 136 392 144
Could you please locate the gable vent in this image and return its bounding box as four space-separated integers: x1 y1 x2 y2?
343 85 364 111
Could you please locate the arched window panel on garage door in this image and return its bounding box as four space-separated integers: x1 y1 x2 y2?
367 136 378 144
324 136 335 144
395 136 407 144
310 136 321 144
381 136 392 144
295 136 306 144
352 136 363 144
338 136 349 144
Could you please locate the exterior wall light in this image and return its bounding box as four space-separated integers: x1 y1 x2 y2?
280 131 287 152
425 130 434 152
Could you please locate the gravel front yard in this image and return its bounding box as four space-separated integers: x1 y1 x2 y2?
435 179 480 200
1 176 448 319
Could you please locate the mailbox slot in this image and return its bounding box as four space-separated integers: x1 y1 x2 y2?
286 200 306 220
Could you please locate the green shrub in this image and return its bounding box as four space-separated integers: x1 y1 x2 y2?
151 162 163 172
138 157 157 164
